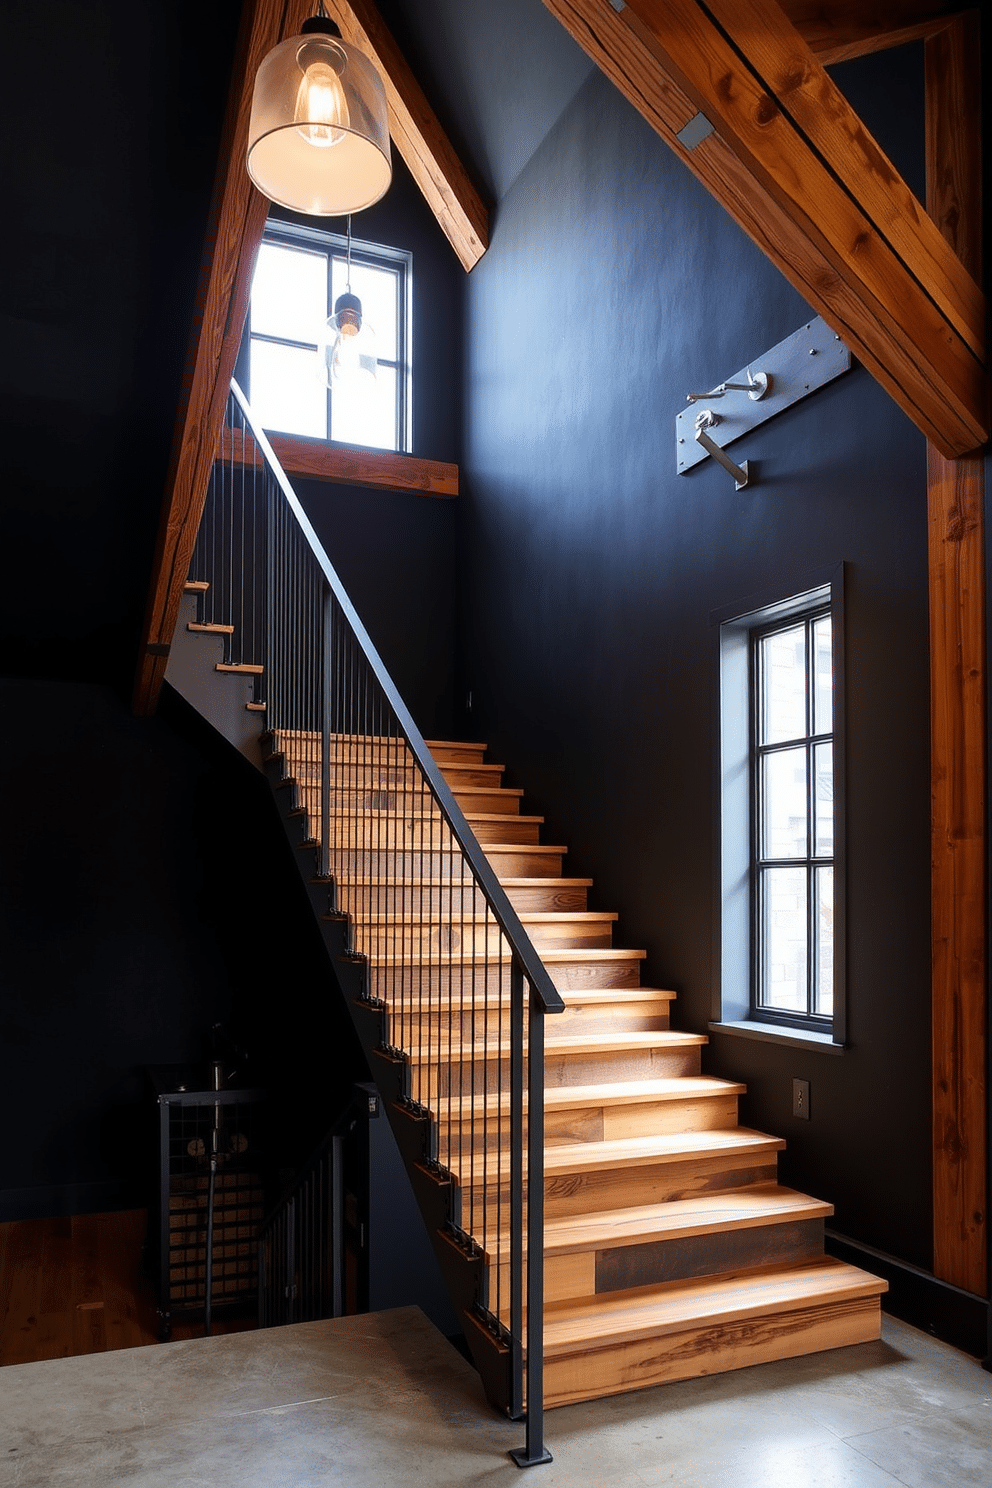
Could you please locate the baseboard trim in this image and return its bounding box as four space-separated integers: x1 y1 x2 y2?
825 1228 990 1365
0 1180 143 1223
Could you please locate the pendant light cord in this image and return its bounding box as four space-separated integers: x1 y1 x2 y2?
346 213 353 293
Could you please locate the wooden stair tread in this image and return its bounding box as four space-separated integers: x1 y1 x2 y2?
332 876 592 889
483 1187 833 1261
544 1075 742 1108
452 786 525 800
366 986 674 1014
184 580 209 592
187 621 234 635
499 878 594 889
543 1127 784 1175
352 911 617 927
538 1186 833 1255
215 662 263 675
465 812 544 825
426 739 488 752
542 1259 887 1355
246 702 267 712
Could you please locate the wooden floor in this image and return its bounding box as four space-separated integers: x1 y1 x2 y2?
0 1210 254 1368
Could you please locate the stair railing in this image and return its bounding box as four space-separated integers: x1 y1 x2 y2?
188 381 564 1467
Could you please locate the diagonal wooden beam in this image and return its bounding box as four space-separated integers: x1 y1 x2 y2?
135 0 488 716
781 1 969 66
325 0 489 270
541 0 987 458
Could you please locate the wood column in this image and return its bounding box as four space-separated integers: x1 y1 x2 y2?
926 11 988 1297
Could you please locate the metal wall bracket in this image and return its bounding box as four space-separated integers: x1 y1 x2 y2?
676 316 851 477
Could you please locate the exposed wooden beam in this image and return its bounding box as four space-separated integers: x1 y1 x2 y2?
781 1 968 66
925 11 987 1300
325 0 490 270
221 426 459 497
136 0 485 715
540 0 987 457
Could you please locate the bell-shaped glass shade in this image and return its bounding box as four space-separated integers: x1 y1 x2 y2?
247 31 392 215
319 292 377 388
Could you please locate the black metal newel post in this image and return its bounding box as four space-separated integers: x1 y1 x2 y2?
509 958 525 1425
320 587 333 881
510 981 552 1469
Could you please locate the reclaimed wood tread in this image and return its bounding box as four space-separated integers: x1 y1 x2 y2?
215 662 263 675
187 621 234 635
543 1127 784 1176
541 1258 887 1355
536 1186 834 1257
544 1075 741 1108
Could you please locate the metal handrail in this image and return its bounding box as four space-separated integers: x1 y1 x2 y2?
229 380 564 1021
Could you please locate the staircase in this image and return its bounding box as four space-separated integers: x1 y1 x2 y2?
260 725 886 1409
166 383 885 1436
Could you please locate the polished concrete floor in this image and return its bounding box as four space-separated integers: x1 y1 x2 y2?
0 1306 988 1487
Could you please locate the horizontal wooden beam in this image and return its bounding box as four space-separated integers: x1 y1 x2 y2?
781 1 969 66
221 426 459 497
541 0 987 457
325 0 490 270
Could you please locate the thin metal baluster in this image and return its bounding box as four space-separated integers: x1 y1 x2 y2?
320 584 331 881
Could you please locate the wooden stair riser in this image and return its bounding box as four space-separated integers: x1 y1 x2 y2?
407 1043 702 1103
305 846 566 878
459 1149 783 1230
352 915 617 959
501 881 591 913
542 1294 883 1409
333 878 591 918
544 1153 782 1222
546 1092 739 1145
490 1216 827 1309
276 758 504 791
284 781 524 817
437 764 506 789
366 951 645 1001
387 992 673 1048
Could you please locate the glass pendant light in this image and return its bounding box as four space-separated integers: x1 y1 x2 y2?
247 2 392 216
320 217 377 390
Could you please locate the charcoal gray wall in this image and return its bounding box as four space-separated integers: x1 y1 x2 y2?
457 55 933 1269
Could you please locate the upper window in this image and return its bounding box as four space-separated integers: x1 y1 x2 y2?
716 570 845 1046
244 221 412 453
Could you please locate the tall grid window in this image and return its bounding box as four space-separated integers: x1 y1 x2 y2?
716 570 844 1045
752 609 834 1024
243 222 411 453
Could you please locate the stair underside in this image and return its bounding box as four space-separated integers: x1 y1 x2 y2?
262 727 887 1406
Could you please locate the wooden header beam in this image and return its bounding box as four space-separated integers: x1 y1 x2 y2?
135 0 487 716
220 426 459 498
540 0 987 459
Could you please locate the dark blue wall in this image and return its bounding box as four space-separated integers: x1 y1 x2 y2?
457 59 933 1268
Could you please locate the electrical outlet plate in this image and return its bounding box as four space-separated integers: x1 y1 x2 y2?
676 316 851 474
792 1078 811 1120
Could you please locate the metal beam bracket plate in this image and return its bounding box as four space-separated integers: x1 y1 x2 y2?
676 316 851 474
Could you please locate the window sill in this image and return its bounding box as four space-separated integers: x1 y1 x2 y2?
708 1020 846 1054
221 425 459 499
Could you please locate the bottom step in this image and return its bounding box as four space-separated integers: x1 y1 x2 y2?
541 1257 886 1407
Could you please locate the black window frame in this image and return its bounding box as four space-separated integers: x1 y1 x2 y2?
239 218 413 454
713 565 846 1049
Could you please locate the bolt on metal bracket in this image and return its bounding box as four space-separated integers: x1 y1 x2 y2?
677 316 851 479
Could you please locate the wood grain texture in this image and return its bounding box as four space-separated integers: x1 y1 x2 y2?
925 14 987 1299
219 424 459 497
705 0 983 359
780 1 967 65
325 0 490 270
540 0 987 456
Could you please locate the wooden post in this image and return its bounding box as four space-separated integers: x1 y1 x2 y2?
926 10 988 1298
